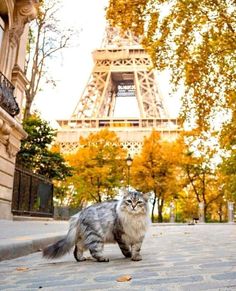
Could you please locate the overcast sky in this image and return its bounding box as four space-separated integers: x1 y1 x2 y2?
33 0 180 124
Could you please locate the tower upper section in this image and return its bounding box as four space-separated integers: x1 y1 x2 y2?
71 25 169 120
101 26 141 49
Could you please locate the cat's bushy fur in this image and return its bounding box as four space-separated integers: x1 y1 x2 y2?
43 190 150 262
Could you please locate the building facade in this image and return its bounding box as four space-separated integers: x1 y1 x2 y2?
0 0 38 219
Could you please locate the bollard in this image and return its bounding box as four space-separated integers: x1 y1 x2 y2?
199 202 205 223
170 202 175 223
53 206 59 219
227 202 234 223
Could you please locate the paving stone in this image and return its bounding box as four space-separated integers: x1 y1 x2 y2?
212 272 236 280
131 275 204 286
199 261 236 269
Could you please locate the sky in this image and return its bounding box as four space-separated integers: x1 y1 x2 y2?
33 0 181 125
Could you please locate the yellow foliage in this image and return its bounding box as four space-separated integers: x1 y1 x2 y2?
107 0 236 132
66 129 127 203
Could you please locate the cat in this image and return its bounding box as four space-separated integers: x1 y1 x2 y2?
43 190 150 262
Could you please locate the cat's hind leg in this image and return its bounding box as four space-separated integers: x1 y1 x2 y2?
85 231 109 262
73 243 86 262
88 241 109 262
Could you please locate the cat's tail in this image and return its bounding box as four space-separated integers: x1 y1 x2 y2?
42 215 79 259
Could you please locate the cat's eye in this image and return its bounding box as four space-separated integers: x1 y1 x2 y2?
137 201 143 204
126 199 132 203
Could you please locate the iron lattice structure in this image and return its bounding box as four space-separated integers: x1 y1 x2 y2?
57 26 180 155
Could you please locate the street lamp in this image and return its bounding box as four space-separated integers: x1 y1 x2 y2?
174 194 178 222
126 154 133 189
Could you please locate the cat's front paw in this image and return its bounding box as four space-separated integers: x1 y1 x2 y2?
131 254 142 261
75 256 86 262
123 251 132 258
97 257 109 262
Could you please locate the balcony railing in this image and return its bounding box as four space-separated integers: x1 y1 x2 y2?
0 71 20 117
57 117 180 132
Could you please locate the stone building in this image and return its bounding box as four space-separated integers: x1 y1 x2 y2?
0 0 38 219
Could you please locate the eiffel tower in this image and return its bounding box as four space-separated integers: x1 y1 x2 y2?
56 26 179 155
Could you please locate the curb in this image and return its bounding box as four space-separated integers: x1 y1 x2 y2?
0 233 65 261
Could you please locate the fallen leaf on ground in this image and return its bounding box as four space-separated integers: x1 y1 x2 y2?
16 267 29 272
116 275 132 282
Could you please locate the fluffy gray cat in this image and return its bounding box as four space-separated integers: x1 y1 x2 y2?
43 190 150 262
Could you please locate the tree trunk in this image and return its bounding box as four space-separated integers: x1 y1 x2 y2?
218 203 223 222
151 194 157 223
157 197 164 222
23 99 32 120
23 88 34 120
204 204 207 222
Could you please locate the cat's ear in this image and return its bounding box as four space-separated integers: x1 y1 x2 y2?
122 188 129 198
142 192 151 201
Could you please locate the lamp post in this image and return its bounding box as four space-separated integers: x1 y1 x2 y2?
126 154 133 189
174 194 178 222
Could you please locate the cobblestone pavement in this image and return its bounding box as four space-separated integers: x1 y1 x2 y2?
1 224 236 291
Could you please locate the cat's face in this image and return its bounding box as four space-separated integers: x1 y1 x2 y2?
120 191 148 215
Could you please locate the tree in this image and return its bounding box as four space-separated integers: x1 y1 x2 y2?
131 130 183 222
24 0 75 120
66 129 127 203
53 180 84 209
17 114 72 180
106 0 236 131
219 154 236 201
219 93 236 201
181 131 224 221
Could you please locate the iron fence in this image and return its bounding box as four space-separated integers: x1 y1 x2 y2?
12 166 54 217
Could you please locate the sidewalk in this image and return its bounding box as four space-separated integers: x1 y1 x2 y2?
0 219 68 261
0 223 236 290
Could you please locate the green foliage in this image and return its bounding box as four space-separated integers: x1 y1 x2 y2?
17 114 72 180
53 180 84 209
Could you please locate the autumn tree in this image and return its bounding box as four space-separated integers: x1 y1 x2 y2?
219 155 236 202
131 130 183 222
24 0 75 120
106 0 236 131
66 129 127 203
219 92 236 202
181 131 224 221
179 189 199 222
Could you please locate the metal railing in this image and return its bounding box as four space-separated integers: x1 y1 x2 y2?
12 166 54 217
0 71 19 117
57 117 180 132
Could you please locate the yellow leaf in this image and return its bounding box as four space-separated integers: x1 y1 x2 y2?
116 275 132 282
16 267 29 272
